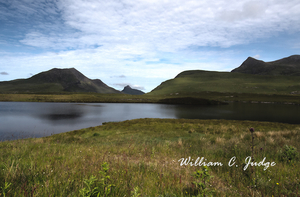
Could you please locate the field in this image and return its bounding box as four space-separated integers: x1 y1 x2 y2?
1 118 299 196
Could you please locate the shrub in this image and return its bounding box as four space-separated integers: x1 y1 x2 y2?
192 166 214 197
279 145 299 163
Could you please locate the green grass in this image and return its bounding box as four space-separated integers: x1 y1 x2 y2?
1 118 299 196
0 79 65 93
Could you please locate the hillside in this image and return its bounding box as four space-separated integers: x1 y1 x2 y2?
121 85 145 95
149 55 300 96
0 68 121 94
148 70 300 96
231 55 300 75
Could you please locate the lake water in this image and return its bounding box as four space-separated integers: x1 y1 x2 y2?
1 102 300 141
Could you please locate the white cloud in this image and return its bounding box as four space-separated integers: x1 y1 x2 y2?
110 75 126 78
18 0 300 51
253 54 260 59
217 1 267 22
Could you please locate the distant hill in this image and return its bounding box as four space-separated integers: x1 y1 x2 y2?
231 55 300 76
149 55 300 96
0 68 121 94
121 85 145 95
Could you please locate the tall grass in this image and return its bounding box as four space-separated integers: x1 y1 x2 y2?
0 119 299 196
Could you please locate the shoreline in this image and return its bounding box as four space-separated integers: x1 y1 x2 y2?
1 92 300 105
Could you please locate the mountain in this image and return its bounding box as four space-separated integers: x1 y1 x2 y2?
231 55 300 76
0 68 121 94
121 85 145 95
148 55 300 96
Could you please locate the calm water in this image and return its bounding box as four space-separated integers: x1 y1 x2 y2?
1 102 300 141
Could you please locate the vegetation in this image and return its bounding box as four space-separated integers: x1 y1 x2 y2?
1 118 299 196
0 93 224 105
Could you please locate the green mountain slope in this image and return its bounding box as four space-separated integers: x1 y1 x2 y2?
149 55 300 96
0 68 121 94
148 70 300 95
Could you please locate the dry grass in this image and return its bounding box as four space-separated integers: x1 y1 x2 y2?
215 137 225 145
254 131 265 139
267 137 275 144
177 138 183 147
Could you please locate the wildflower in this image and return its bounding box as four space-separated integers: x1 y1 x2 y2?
249 128 254 133
277 183 279 185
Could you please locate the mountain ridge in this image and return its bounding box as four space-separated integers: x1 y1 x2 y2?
231 55 300 75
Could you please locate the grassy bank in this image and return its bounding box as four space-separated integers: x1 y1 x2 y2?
0 93 152 103
1 119 299 196
158 92 300 105
0 93 224 105
1 92 300 105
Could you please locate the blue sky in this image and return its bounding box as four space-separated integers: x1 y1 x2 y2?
0 0 300 92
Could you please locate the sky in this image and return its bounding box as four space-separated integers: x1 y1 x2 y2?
0 0 300 93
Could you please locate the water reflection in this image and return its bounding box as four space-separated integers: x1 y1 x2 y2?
41 112 83 121
1 102 300 141
165 102 300 124
37 104 86 123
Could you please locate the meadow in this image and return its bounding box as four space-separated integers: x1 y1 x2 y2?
0 118 299 196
